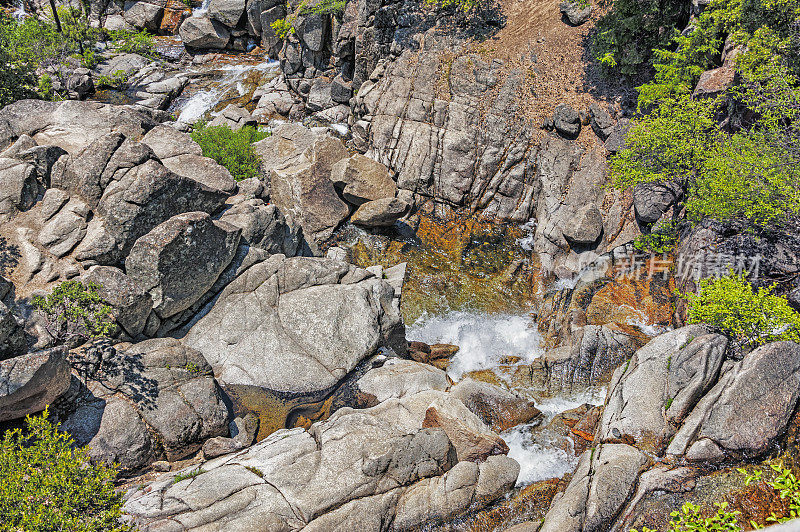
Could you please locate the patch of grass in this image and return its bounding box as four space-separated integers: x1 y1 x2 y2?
173 468 206 484
191 123 270 181
245 466 264 477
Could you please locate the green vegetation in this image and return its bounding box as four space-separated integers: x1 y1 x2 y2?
631 502 740 532
191 123 270 181
742 463 800 525
299 0 347 15
173 468 206 483
593 0 686 75
32 280 116 345
109 29 155 57
271 17 295 39
423 0 481 13
633 221 679 254
0 409 129 532
683 273 800 349
631 464 800 530
96 69 129 89
609 0 800 229
0 11 155 106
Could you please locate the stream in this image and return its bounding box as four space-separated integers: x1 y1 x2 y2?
93 43 610 493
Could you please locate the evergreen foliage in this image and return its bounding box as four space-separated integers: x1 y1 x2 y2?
0 410 129 532
32 280 116 345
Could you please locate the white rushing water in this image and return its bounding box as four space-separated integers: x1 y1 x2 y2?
13 0 26 19
407 310 542 379
176 61 279 124
408 309 609 487
504 387 607 486
192 0 211 17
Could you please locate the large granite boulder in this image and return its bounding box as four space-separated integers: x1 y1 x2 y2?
141 124 237 195
330 153 397 205
82 266 153 338
667 341 800 460
539 443 650 532
208 0 245 26
0 157 38 219
218 198 303 255
0 100 155 155
60 338 229 474
0 347 71 421
123 387 518 530
598 325 724 454
183 255 405 394
179 15 231 49
253 124 350 251
0 300 26 360
126 212 241 319
123 0 166 31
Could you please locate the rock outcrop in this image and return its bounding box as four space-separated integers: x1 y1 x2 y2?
123 383 518 530
60 338 229 474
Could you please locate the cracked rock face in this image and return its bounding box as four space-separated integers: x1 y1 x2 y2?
0 346 71 422
60 338 229 474
531 330 800 532
123 385 519 531
183 254 406 394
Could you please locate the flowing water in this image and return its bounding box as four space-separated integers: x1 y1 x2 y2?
172 60 281 123
12 0 25 19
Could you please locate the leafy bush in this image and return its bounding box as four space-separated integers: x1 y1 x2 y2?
32 280 116 345
742 462 800 525
631 502 740 532
423 0 482 12
271 17 295 39
191 123 269 181
96 69 129 89
683 273 800 349
633 221 679 254
611 95 800 227
110 29 155 57
0 409 129 532
299 0 347 15
592 0 687 75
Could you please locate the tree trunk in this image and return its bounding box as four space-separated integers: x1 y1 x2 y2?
49 0 62 32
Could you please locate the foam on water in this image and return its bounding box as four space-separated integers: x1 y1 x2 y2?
503 425 579 486
536 387 607 419
192 0 211 17
407 310 541 379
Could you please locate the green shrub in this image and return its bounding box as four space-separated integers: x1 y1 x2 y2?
271 17 295 39
611 95 800 227
299 0 347 15
633 221 679 253
96 69 129 89
592 0 687 75
191 123 270 181
631 502 740 532
32 280 116 345
110 29 155 57
742 462 800 524
423 0 482 12
683 273 800 349
0 409 129 532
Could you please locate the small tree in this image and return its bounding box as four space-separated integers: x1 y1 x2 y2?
684 273 800 349
32 280 115 346
0 409 130 532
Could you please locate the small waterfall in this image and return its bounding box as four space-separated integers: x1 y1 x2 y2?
192 0 211 17
406 310 542 380
13 0 26 20
175 61 279 124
